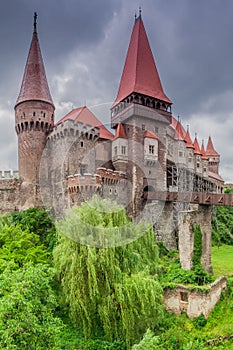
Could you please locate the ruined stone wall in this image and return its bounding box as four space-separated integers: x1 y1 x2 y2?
178 206 213 273
164 276 227 318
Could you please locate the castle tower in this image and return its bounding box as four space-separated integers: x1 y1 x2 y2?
206 136 220 174
112 123 128 173
111 12 172 216
15 13 55 185
193 136 202 176
185 127 195 171
201 140 208 178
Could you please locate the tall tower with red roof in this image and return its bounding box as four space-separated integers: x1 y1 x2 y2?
206 136 220 174
15 13 55 188
111 12 172 215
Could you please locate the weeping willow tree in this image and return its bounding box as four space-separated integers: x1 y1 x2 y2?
54 196 164 348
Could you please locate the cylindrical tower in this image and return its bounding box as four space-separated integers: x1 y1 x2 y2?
15 13 54 185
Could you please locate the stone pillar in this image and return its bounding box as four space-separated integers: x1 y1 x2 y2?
178 211 194 270
199 205 213 274
178 206 213 273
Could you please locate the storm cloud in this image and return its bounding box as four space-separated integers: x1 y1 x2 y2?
0 0 233 182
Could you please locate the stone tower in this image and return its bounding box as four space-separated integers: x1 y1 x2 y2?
15 13 54 191
111 13 172 216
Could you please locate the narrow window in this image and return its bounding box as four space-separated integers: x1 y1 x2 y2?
149 145 154 154
121 146 126 155
142 124 145 131
81 141 84 148
114 146 117 155
180 291 188 302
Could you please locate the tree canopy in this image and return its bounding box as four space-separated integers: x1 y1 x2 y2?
54 197 164 348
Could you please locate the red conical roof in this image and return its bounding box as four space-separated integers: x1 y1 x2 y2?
185 128 194 149
144 130 158 139
201 140 208 160
15 13 54 108
57 106 114 140
206 136 219 157
193 136 202 155
174 120 186 141
113 16 171 106
113 123 127 139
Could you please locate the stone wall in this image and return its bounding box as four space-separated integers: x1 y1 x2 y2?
0 179 20 213
164 276 227 318
178 206 213 272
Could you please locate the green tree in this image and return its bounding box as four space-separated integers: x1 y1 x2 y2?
0 224 49 271
54 197 164 348
0 264 63 349
10 207 57 252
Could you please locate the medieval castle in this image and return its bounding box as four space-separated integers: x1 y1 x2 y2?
0 13 226 268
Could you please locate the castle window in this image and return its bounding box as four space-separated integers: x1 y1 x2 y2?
33 112 36 117
180 291 188 302
43 113 46 118
188 158 192 163
121 146 126 155
197 163 200 168
154 127 159 134
114 146 117 155
179 151 183 157
81 141 84 148
142 124 145 131
149 145 154 154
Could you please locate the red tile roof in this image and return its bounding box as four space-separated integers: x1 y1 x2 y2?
206 136 219 157
193 136 202 155
113 16 171 106
113 123 127 139
201 141 208 160
185 129 194 149
144 130 158 139
174 121 186 141
56 106 114 140
15 16 54 107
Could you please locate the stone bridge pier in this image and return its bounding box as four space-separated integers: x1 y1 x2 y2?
178 205 213 273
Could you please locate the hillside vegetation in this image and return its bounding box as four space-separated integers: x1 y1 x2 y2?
0 194 232 349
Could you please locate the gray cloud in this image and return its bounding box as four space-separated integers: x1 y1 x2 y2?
0 0 232 182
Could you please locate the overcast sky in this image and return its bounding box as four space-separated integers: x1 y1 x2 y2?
0 0 233 183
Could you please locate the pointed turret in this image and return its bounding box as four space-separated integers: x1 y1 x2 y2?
111 13 172 127
206 136 220 174
174 120 186 141
185 127 194 149
201 140 208 160
193 136 202 155
15 13 55 198
113 123 127 140
15 12 54 107
206 136 219 157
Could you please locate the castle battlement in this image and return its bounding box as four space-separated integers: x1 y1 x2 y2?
0 170 19 180
48 119 100 142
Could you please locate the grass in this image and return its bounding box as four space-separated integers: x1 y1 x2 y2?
212 244 233 277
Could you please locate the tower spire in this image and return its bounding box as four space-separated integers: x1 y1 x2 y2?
15 12 54 108
34 12 37 33
113 15 171 107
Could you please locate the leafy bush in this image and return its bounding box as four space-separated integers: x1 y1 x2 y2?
0 264 63 349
